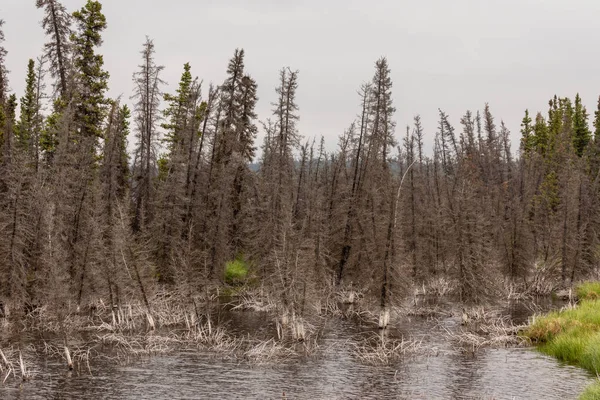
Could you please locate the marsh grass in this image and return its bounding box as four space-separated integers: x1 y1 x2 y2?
416 277 458 297
526 300 600 344
229 289 276 312
405 304 452 318
243 338 296 363
315 298 372 322
350 331 432 366
443 312 528 350
184 322 242 352
0 347 34 382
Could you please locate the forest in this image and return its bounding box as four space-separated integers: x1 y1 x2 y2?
1 0 600 329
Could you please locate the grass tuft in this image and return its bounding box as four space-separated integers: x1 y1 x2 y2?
526 300 600 343
577 282 600 301
580 381 600 400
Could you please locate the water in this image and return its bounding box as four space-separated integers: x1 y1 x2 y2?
0 301 594 399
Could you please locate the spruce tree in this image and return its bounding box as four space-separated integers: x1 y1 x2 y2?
520 109 534 154
6 95 17 131
484 103 497 148
31 56 47 171
60 0 109 302
214 49 259 164
162 63 193 152
40 104 60 163
16 60 38 150
273 68 300 161
5 94 17 158
36 0 72 98
262 66 300 271
0 20 7 105
236 75 258 162
369 57 395 167
594 96 600 141
548 96 561 132
533 112 549 156
590 96 600 176
0 20 8 153
217 49 246 164
271 67 299 199
99 101 131 307
115 105 131 196
460 110 476 157
204 49 258 277
152 63 201 285
72 0 109 139
131 37 164 232
573 93 591 157
547 96 575 156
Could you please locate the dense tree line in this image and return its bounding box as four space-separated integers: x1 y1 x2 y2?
0 0 599 320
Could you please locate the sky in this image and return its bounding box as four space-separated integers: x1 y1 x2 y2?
2 0 600 157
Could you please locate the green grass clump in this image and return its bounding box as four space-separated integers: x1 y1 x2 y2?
577 282 600 301
526 303 600 343
224 257 249 285
525 300 600 368
580 333 600 374
540 327 591 366
580 381 600 400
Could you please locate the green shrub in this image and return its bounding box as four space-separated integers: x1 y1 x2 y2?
224 258 249 285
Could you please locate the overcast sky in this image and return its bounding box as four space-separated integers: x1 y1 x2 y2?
2 0 600 157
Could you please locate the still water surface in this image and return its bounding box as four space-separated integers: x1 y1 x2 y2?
0 301 593 399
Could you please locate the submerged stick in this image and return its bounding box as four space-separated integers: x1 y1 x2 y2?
378 308 390 329
2 368 12 385
146 312 155 331
0 349 8 368
18 351 28 381
65 346 73 370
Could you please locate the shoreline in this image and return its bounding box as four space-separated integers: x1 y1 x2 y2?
524 282 600 400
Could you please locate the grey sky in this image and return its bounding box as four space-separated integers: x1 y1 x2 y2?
2 0 600 156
